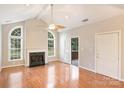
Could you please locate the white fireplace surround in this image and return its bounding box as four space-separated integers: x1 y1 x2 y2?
26 49 48 66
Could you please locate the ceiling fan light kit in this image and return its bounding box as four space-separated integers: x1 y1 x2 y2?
48 24 56 30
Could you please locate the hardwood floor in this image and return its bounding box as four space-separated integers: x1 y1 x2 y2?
0 61 124 88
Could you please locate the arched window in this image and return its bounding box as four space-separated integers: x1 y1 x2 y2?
48 31 55 57
9 26 23 61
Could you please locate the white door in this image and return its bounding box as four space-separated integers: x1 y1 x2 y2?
96 32 120 79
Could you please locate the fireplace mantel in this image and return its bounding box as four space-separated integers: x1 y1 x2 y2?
26 49 48 66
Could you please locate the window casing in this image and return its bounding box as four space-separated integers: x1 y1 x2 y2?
8 26 23 61
48 31 55 57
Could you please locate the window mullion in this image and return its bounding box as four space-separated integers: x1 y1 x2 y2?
48 32 55 57
9 27 23 61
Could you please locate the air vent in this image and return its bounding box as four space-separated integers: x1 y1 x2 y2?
82 19 88 22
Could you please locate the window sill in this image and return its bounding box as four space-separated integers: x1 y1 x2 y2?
48 56 55 58
8 59 23 62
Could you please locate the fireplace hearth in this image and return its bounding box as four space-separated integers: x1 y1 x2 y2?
29 52 45 67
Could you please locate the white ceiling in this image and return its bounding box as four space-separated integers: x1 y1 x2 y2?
0 4 46 24
0 4 124 31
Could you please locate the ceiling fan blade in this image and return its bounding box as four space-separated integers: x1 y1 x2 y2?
49 24 66 31
56 24 66 29
54 27 59 31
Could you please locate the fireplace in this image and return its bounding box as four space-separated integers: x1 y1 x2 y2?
29 52 45 67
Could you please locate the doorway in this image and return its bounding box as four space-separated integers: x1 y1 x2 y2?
95 31 121 79
71 37 79 66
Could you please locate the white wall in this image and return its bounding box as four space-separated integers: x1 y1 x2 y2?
0 25 2 71
59 14 124 80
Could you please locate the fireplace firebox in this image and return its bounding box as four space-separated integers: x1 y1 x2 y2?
29 52 45 67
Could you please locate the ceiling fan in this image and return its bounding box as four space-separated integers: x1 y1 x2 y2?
36 4 66 31
48 4 66 31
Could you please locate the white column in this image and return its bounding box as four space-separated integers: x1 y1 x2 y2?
0 25 2 71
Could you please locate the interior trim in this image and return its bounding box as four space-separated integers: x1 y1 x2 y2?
1 64 25 69
79 66 96 73
70 36 80 66
95 29 122 80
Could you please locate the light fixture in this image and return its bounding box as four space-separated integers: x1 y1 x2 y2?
48 24 55 30
65 16 69 19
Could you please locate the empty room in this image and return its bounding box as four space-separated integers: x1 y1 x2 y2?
0 4 124 88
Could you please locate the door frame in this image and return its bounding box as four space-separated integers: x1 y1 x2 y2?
95 30 121 80
70 36 80 66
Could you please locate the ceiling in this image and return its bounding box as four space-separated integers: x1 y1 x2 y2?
0 4 124 31
0 4 46 24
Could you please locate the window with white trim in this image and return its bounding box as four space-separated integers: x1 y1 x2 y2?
9 26 23 61
48 31 55 57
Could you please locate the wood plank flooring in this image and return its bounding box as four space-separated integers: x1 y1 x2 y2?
0 61 124 88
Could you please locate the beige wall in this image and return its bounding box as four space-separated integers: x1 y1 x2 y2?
1 18 59 67
59 14 124 80
25 18 48 64
2 21 25 67
25 18 59 63
0 25 2 70
25 18 48 50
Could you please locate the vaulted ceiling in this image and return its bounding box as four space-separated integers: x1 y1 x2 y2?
0 4 124 31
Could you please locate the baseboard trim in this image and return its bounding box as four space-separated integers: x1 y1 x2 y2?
119 79 124 82
48 59 60 62
2 64 25 69
79 66 124 82
58 59 71 65
120 79 124 82
79 66 96 73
